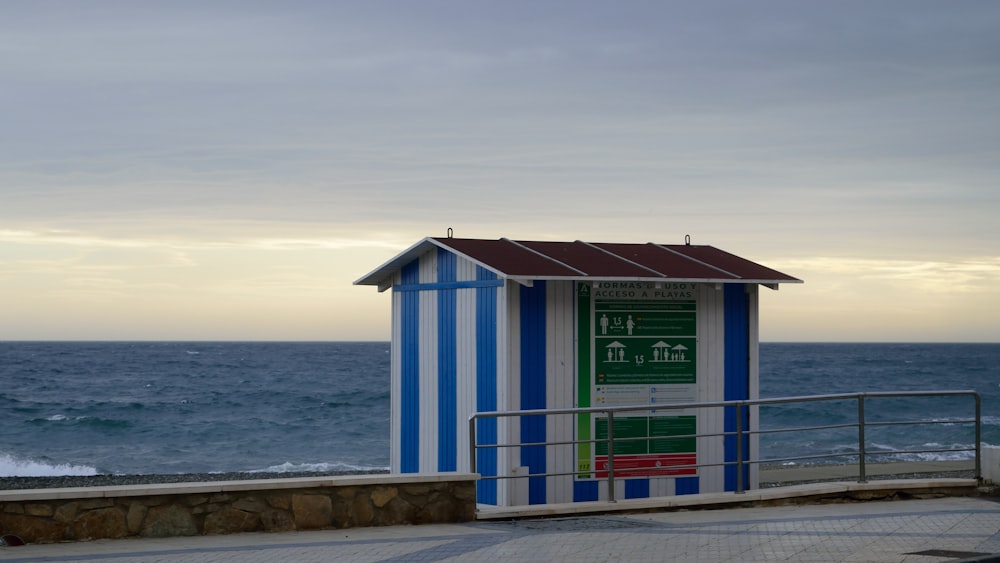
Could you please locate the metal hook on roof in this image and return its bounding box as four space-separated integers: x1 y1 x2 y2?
685 234 691 245
447 227 454 238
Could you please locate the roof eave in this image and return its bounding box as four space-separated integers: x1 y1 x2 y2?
354 237 510 289
508 276 803 285
355 237 804 289
353 237 439 287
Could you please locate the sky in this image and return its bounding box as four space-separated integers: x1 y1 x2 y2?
1 1 998 342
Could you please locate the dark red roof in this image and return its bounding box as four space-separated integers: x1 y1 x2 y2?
355 237 802 287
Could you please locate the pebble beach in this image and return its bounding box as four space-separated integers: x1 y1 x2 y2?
0 469 390 491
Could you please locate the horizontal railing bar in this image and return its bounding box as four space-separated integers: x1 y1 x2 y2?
752 419 976 436
475 433 977 459
863 419 977 428
479 460 742 481
479 451 894 481
479 453 978 482
476 440 976 462
477 453 977 482
485 423 895 447
477 437 700 451
866 447 975 456
755 452 863 464
753 422 860 435
479 470 686 481
479 435 696 449
468 390 979 421
475 429 976 458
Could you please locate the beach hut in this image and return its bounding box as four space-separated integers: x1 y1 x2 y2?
355 235 801 506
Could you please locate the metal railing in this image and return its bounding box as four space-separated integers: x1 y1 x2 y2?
469 390 981 503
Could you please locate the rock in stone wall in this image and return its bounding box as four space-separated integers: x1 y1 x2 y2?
0 478 477 544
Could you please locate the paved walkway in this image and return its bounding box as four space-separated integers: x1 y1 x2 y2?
2 496 999 562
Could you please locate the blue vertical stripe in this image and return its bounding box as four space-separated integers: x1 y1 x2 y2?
519 281 547 505
624 479 649 499
400 261 421 473
675 477 700 495
723 283 750 491
573 480 599 502
437 248 457 472
475 266 498 504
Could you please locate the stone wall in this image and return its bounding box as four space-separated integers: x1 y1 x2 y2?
0 473 478 544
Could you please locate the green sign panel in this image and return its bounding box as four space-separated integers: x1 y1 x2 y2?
577 282 699 479
594 416 696 456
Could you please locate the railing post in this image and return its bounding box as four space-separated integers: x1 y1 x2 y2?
975 392 982 482
857 394 867 483
607 411 616 503
469 416 478 475
736 402 745 494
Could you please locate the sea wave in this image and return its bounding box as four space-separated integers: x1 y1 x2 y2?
244 461 390 474
866 441 976 462
30 415 131 429
869 451 975 462
761 439 982 464
0 452 98 477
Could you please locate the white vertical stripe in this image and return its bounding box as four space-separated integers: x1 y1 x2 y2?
597 478 626 501
455 256 479 473
697 283 726 493
418 251 438 474
546 281 576 504
650 477 675 497
496 281 516 505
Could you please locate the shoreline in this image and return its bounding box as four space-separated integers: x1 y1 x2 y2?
0 461 977 491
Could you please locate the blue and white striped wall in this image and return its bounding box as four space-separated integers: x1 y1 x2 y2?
390 248 501 466
388 246 760 506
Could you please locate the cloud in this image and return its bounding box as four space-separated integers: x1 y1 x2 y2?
1 0 997 340
759 255 1000 342
773 256 1000 294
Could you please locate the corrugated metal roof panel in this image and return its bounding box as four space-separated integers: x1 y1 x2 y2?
668 244 798 282
437 238 583 277
354 237 802 287
591 242 736 280
516 240 657 278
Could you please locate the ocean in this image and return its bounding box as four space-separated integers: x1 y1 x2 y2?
1 342 997 477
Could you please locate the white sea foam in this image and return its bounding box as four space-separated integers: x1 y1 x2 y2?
0 452 98 477
245 461 389 474
865 441 976 462
926 417 977 426
881 451 974 462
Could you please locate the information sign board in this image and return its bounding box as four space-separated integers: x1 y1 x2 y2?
577 282 698 479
